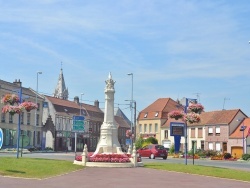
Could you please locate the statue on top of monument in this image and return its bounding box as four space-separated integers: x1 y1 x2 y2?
105 72 116 90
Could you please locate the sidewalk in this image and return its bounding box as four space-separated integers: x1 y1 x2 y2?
0 167 249 188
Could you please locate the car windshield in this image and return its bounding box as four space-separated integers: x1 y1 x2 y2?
155 145 164 150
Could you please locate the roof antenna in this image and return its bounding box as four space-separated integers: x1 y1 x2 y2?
193 93 201 103
222 97 230 110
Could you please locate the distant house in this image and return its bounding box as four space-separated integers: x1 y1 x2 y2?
229 117 250 158
0 79 44 149
137 98 183 144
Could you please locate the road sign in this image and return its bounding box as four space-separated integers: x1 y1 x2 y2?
0 128 3 149
72 115 85 132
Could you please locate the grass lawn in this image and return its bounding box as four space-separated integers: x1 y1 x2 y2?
0 157 84 179
145 163 250 182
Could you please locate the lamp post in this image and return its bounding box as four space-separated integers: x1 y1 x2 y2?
34 71 42 147
127 73 133 145
240 125 246 154
237 118 246 155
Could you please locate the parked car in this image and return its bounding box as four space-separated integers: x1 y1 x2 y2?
137 144 168 160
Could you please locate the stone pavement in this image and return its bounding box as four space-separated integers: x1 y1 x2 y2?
0 167 249 188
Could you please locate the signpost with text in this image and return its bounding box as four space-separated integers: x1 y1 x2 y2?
72 116 85 155
72 116 85 132
170 122 185 154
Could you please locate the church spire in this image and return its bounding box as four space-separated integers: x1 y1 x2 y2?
54 67 69 100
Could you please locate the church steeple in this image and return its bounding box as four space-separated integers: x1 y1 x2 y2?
54 68 69 100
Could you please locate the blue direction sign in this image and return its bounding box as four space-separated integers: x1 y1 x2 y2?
72 116 85 132
0 128 3 149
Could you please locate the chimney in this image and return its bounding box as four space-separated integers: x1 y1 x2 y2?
74 96 79 104
94 100 99 108
13 79 22 87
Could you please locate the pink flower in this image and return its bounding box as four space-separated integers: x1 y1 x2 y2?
20 101 38 112
184 113 201 124
168 110 185 120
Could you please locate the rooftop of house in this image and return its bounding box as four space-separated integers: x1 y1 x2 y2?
138 98 184 120
230 118 250 139
161 109 245 127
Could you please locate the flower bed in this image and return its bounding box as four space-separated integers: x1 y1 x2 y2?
75 153 141 163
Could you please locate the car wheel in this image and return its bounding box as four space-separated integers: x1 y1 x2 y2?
150 153 155 159
163 156 167 160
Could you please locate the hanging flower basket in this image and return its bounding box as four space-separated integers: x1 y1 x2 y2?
126 130 134 138
2 105 23 115
1 94 20 105
168 110 185 120
184 113 201 124
20 101 38 112
188 103 204 114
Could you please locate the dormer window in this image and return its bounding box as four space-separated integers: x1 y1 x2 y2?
144 113 148 118
155 112 158 117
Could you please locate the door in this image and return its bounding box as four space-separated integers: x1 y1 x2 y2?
222 142 227 153
231 146 243 158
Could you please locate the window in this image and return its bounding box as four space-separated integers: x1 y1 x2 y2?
198 128 203 138
164 130 168 139
36 114 39 126
208 127 213 136
155 123 158 132
155 112 158 117
144 113 148 118
139 124 142 133
201 140 204 150
191 128 195 138
144 124 147 133
1 113 5 123
27 113 31 125
149 124 152 133
9 114 13 123
215 127 220 136
215 142 221 151
37 103 40 111
208 142 213 150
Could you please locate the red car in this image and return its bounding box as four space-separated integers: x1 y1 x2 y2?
137 144 168 160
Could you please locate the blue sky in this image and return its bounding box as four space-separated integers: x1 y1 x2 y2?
1 0 250 119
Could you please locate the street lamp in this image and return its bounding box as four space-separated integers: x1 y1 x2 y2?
34 71 42 147
237 118 246 155
127 73 133 145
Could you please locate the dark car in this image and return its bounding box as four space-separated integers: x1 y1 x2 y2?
137 144 168 160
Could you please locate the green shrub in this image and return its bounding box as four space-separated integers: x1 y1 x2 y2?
242 154 250 161
223 153 232 159
135 136 144 149
169 144 174 154
145 137 158 144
